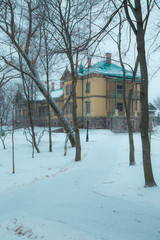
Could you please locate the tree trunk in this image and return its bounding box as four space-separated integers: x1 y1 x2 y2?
2 50 76 147
22 75 40 154
28 100 40 153
46 73 52 152
44 30 52 152
75 128 81 161
72 80 81 161
0 1 76 147
135 0 156 186
12 106 15 174
48 104 52 152
126 112 135 165
118 18 135 166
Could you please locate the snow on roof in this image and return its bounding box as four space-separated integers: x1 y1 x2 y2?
36 88 63 101
79 60 140 80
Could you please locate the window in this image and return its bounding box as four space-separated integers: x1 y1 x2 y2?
86 82 90 93
135 100 137 111
117 102 123 112
66 85 70 95
39 107 46 117
66 84 72 95
66 105 69 114
117 84 123 94
69 102 73 114
33 109 37 117
86 101 90 114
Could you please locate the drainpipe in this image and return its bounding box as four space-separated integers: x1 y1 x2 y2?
114 78 118 110
79 65 84 126
82 76 84 126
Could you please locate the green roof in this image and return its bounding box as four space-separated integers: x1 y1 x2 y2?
79 60 140 81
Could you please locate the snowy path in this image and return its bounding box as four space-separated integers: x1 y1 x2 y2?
0 130 160 240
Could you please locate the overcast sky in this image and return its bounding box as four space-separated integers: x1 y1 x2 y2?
98 3 160 104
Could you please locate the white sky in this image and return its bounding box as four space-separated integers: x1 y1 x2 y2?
95 2 160 103
0 1 159 103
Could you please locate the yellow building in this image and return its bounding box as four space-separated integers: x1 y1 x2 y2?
14 53 141 132
61 53 141 131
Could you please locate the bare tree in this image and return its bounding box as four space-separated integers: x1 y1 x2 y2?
123 0 156 187
42 0 98 161
38 23 55 152
0 130 10 149
0 0 76 147
20 70 40 154
12 104 15 174
115 7 137 165
43 27 52 153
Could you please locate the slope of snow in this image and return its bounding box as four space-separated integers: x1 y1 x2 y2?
0 128 160 240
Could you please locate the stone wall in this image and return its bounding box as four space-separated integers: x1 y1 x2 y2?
14 114 142 133
109 116 141 132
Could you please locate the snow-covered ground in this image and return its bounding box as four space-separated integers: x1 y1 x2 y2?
0 127 160 240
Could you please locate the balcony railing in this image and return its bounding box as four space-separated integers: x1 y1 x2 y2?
107 111 141 117
106 90 140 99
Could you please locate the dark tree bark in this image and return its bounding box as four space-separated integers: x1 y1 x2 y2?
0 0 76 147
22 78 40 154
117 11 135 165
124 0 156 186
135 0 156 186
12 105 15 174
43 0 90 161
70 58 81 161
44 30 52 152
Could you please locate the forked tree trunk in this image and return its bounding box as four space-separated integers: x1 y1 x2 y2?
20 53 40 154
135 0 156 186
124 0 156 186
28 103 40 154
3 48 76 147
118 17 135 166
0 1 76 147
22 77 40 154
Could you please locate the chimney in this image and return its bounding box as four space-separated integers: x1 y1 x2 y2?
51 82 54 91
88 56 92 67
106 53 111 65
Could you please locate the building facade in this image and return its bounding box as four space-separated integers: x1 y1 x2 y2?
14 53 141 132
61 53 141 131
13 86 64 129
